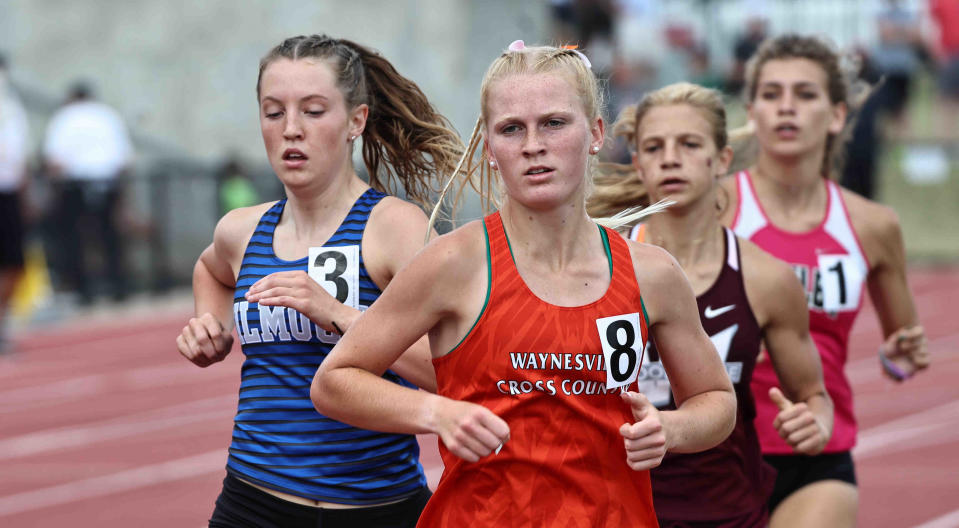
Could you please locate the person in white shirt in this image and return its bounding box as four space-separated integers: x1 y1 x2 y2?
43 81 133 305
0 54 30 353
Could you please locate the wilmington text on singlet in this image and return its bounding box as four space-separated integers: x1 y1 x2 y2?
228 190 427 504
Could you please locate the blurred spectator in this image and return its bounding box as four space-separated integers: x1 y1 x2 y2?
842 48 885 199
549 0 617 73
658 24 722 91
550 0 579 44
0 53 30 352
43 81 133 305
659 23 698 86
605 54 658 163
726 16 768 95
688 44 724 92
215 155 258 215
871 0 926 126
929 0 959 137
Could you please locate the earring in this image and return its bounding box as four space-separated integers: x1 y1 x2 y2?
489 160 498 170
349 135 356 142
590 146 599 154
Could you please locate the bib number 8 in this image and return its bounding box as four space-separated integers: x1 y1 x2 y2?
596 313 644 390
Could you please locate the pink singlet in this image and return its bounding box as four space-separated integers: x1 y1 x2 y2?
731 170 869 454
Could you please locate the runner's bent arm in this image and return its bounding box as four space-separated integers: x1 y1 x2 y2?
363 198 438 392
177 207 256 367
850 195 928 373
312 225 510 462
632 244 737 453
748 245 833 454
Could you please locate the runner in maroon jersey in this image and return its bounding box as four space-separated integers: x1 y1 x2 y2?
589 82 833 527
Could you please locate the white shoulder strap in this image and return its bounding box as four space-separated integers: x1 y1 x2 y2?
732 171 768 240
822 181 868 272
724 227 740 271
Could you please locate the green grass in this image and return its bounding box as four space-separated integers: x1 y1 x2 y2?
876 72 959 263
877 144 959 263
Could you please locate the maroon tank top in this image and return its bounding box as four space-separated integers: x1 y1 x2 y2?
632 225 775 522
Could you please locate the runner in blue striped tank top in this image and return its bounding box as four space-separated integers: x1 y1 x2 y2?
175 34 463 528
230 191 423 500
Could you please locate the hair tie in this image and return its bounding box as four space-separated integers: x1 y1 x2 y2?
507 40 526 52
507 40 591 69
562 44 592 70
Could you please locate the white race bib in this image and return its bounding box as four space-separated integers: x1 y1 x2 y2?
817 254 863 313
308 245 360 309
596 313 645 390
635 341 671 407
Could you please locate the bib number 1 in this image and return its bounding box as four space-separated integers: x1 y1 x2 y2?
596 313 645 390
817 254 863 313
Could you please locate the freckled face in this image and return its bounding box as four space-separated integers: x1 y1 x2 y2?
634 104 725 209
259 58 364 190
748 58 845 160
484 72 603 211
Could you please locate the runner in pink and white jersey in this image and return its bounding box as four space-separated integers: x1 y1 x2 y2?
721 34 930 528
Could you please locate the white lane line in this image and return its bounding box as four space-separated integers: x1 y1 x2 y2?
0 450 226 517
854 400 959 459
914 508 959 528
4 323 179 359
15 314 191 351
0 362 235 414
0 395 235 460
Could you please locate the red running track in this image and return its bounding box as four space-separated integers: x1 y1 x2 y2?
1 267 957 527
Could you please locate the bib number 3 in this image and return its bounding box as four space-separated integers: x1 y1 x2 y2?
596 313 645 390
308 245 360 309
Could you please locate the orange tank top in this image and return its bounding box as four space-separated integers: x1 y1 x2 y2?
419 212 658 527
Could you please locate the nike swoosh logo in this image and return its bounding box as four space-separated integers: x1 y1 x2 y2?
704 305 736 319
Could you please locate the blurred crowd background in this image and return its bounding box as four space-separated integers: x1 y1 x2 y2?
0 0 956 335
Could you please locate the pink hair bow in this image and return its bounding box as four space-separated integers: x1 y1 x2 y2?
506 40 591 69
507 40 525 51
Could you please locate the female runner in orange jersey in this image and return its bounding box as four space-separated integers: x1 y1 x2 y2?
309 41 736 527
721 35 929 527
588 81 833 527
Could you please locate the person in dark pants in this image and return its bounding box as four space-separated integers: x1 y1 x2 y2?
55 178 127 303
0 53 30 351
842 49 883 199
42 81 132 305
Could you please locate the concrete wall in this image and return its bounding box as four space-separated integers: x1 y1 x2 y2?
0 0 551 286
0 0 549 161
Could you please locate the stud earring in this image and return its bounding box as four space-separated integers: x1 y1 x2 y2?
349 135 356 142
590 146 599 154
489 160 498 170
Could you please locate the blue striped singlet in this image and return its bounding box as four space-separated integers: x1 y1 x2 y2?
227 189 427 504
